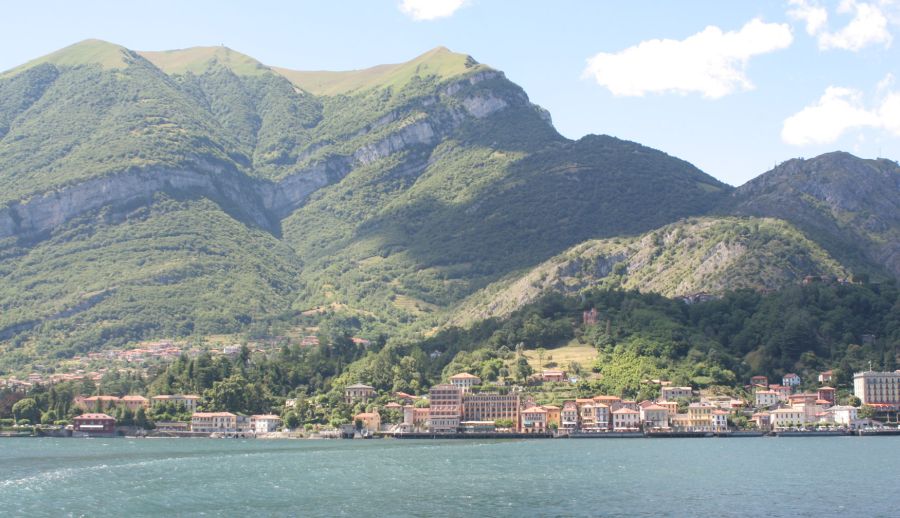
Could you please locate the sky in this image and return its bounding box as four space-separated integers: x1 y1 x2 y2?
1 0 899 186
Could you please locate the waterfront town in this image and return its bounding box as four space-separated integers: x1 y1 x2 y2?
3 367 899 439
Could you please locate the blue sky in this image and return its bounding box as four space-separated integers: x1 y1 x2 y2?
1 0 898 186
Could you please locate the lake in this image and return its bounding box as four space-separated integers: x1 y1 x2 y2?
1 437 898 517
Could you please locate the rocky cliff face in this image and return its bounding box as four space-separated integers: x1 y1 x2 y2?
0 70 532 241
731 152 900 278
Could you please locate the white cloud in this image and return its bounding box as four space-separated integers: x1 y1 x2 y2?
788 0 829 35
399 0 466 21
781 78 900 145
583 19 793 99
788 0 893 51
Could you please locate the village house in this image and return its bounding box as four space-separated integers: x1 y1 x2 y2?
593 395 622 412
73 413 116 435
829 405 858 426
771 407 806 430
751 412 771 430
120 395 150 412
755 390 779 408
449 372 481 393
750 375 768 388
817 387 836 405
542 405 561 429
612 408 640 431
151 394 200 413
818 370 834 384
577 401 598 430
770 385 793 401
639 404 669 430
521 406 548 433
191 412 238 434
344 383 377 404
561 401 578 433
251 414 282 434
711 410 729 432
353 411 381 432
541 370 567 383
686 403 714 431
782 373 801 387
77 395 121 411
656 400 678 416
661 386 693 401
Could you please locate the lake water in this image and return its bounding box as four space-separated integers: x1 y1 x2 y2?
1 437 898 517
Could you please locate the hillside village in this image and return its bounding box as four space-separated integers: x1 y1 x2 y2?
3 364 898 439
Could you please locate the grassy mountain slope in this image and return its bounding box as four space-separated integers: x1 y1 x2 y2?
273 46 488 95
1 40 895 374
451 217 848 324
730 152 900 280
0 193 302 370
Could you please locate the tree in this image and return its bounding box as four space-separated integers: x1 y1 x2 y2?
41 409 58 425
284 412 300 430
135 407 153 430
536 348 547 369
12 398 40 424
859 405 877 419
515 357 534 383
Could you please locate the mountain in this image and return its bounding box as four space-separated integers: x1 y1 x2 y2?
730 152 900 280
0 40 896 372
450 217 848 324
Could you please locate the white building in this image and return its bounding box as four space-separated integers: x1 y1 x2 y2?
829 406 859 426
612 408 640 431
449 373 482 393
770 408 807 430
853 370 900 406
711 410 729 432
251 414 282 433
640 404 669 430
782 373 801 387
755 390 779 408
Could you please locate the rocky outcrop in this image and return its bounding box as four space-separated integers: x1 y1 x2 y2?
0 69 536 242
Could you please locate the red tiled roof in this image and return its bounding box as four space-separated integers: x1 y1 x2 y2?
75 413 114 420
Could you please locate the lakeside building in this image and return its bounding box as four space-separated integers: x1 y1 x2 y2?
251 415 282 434
353 412 381 432
344 384 376 405
449 373 481 393
593 395 622 412
120 395 150 411
155 421 189 432
656 401 678 416
561 401 578 433
771 408 806 430
660 386 692 401
461 392 520 424
751 412 771 430
612 408 640 431
829 405 859 426
853 370 900 407
73 413 116 434
521 406 548 432
429 384 462 433
711 410 729 432
191 412 238 434
639 404 669 430
542 405 561 429
151 394 200 412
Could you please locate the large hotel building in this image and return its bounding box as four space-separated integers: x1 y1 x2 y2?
853 370 900 407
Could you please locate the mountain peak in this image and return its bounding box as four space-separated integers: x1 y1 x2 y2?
2 39 131 76
273 46 488 96
138 45 271 77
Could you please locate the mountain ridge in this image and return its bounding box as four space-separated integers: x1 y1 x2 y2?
0 40 896 372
